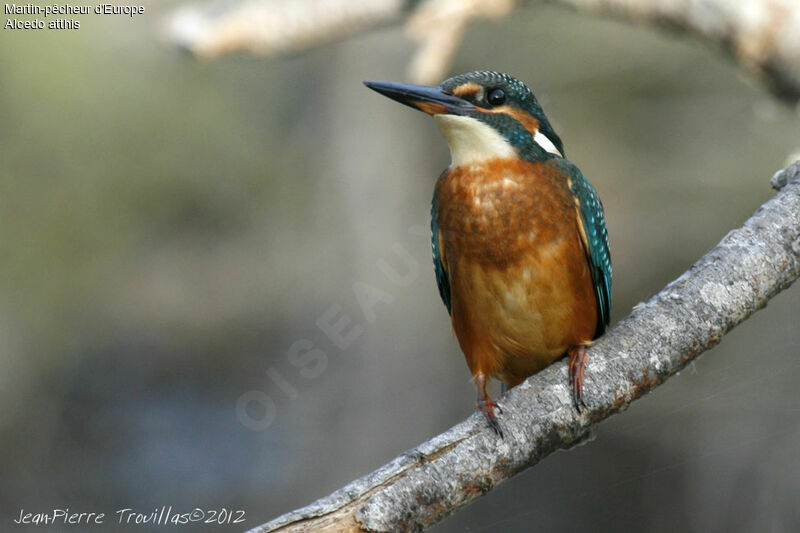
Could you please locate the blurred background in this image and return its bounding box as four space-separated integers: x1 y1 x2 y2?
1 3 799 532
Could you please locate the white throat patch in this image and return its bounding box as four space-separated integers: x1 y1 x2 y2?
434 114 515 167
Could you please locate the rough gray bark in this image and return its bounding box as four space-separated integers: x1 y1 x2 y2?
248 161 800 532
163 0 800 99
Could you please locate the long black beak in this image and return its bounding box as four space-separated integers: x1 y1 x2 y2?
363 80 473 116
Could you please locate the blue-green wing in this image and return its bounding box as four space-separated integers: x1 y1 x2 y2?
431 192 451 314
562 161 612 336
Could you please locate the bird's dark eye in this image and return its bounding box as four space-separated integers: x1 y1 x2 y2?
487 88 506 106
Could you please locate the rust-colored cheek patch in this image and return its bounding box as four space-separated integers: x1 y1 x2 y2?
453 82 482 96
509 110 540 138
414 101 449 115
484 105 541 137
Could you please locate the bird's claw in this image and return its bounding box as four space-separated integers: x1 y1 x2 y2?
568 345 588 413
477 398 504 438
572 387 588 413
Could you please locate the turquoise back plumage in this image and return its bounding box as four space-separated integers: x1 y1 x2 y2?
553 158 612 336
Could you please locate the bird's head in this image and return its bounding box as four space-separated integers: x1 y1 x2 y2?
364 70 563 167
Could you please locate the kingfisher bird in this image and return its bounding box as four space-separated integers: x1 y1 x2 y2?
364 71 611 437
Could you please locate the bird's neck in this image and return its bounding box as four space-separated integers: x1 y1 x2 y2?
434 113 563 168
434 115 516 167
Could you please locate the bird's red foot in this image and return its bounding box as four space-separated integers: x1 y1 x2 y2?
568 345 588 412
475 372 503 438
477 397 504 438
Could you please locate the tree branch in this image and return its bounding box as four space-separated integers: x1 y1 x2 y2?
554 0 800 101
161 0 411 60
162 0 800 99
247 162 800 532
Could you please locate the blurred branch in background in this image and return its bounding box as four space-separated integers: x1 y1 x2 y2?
162 0 409 60
162 0 800 100
248 163 800 532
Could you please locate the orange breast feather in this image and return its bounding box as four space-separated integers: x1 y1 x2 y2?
435 158 598 385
